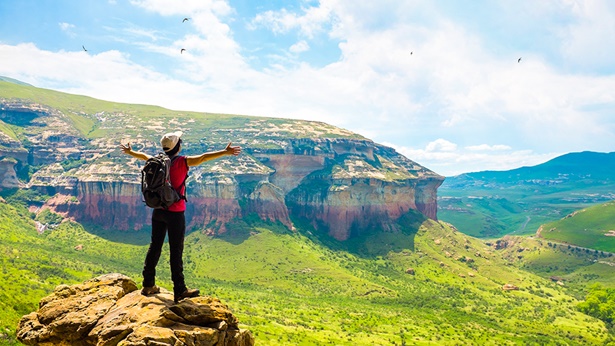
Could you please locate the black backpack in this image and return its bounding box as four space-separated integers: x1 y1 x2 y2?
141 153 187 209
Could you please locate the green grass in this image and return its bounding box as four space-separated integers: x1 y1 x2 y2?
0 201 612 345
439 186 614 240
488 235 615 297
0 119 17 140
540 201 615 252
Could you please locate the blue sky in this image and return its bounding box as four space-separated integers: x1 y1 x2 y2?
1 0 614 176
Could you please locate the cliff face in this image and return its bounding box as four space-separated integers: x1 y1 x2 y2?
17 273 254 346
0 93 444 241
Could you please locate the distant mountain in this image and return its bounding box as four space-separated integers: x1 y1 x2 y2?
438 151 615 239
448 151 615 186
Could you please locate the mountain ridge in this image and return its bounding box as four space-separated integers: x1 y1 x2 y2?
445 150 615 183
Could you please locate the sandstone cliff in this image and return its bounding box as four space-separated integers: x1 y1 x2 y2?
0 88 444 241
17 273 254 346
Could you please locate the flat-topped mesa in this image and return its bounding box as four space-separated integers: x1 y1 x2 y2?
0 93 444 241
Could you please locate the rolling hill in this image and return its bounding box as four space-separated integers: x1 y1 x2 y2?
538 200 615 253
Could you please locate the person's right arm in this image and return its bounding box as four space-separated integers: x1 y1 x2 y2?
120 142 151 161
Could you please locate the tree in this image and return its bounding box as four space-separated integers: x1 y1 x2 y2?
578 284 615 328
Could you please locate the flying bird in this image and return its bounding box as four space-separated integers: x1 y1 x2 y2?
182 17 190 23
518 57 522 63
82 45 87 52
181 48 186 54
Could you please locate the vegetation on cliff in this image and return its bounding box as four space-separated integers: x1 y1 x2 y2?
578 284 615 330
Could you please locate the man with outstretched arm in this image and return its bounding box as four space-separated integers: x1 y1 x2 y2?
120 131 241 303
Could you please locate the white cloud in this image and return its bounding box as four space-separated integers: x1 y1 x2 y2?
466 144 512 151
129 0 232 17
249 1 334 38
290 40 309 53
426 139 457 152
386 140 561 176
59 22 76 37
559 0 615 72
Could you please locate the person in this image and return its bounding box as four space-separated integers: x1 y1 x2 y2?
120 131 241 303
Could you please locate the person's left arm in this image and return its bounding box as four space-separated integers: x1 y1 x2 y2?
186 142 241 167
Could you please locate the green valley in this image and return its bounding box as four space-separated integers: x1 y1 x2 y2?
0 198 613 345
438 151 615 239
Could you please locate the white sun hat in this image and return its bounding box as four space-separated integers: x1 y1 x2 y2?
160 131 183 152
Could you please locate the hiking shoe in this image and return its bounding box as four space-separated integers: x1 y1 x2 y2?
141 285 160 296
174 288 200 303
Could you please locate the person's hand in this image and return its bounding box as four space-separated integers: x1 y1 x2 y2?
120 142 132 154
225 142 241 156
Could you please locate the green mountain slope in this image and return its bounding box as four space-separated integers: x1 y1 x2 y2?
0 200 612 345
0 79 366 144
0 77 31 87
439 151 615 239
538 200 615 252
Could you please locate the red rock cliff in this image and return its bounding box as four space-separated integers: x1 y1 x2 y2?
33 138 443 241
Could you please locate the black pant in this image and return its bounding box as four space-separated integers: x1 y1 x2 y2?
142 209 187 296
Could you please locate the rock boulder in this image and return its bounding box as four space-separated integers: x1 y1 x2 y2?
17 273 254 346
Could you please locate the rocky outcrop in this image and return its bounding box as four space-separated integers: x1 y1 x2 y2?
16 273 254 346
0 157 20 188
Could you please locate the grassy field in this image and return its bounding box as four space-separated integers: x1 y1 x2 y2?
539 200 615 253
0 200 613 345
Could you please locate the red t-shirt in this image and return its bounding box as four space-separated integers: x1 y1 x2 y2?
168 155 188 212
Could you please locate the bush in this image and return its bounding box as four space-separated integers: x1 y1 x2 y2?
578 284 615 329
35 209 63 226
